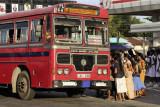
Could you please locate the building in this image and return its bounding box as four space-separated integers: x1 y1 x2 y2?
123 37 148 55
0 0 76 14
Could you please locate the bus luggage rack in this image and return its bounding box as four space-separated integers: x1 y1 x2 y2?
72 54 95 72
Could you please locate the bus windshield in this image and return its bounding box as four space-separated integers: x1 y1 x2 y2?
54 17 82 44
85 19 108 46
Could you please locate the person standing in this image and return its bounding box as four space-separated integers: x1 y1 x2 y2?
123 54 135 100
154 49 160 87
131 56 146 97
138 54 146 96
146 50 156 87
145 51 151 78
114 56 127 101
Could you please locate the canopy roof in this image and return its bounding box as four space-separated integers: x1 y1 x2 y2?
130 22 160 33
110 37 129 44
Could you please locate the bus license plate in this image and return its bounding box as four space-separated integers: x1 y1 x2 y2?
77 74 90 78
62 82 77 86
96 82 106 86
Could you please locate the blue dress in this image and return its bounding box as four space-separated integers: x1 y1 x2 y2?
133 74 146 91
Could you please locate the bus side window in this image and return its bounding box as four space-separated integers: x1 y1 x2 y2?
0 30 8 43
16 21 28 43
31 19 43 42
0 23 14 44
46 15 51 43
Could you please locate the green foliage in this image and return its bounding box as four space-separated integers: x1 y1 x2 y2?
144 17 152 22
109 15 145 37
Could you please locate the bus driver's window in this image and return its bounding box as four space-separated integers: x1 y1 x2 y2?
31 19 43 42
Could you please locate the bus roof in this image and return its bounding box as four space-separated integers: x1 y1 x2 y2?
0 3 108 21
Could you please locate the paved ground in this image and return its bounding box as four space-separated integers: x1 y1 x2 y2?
0 87 160 107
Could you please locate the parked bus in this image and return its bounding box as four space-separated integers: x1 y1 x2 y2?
0 3 110 100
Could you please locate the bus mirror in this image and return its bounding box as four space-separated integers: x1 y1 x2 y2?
36 25 42 32
35 25 42 38
36 32 42 38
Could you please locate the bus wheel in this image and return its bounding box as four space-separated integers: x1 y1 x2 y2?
67 89 84 98
16 71 35 100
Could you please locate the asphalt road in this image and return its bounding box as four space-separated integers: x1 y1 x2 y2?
0 87 160 107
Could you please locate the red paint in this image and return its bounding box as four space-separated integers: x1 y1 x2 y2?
0 3 110 89
112 0 140 4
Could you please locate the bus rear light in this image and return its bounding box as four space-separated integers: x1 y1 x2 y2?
57 68 63 75
51 69 55 75
97 69 102 75
103 69 107 75
64 68 69 75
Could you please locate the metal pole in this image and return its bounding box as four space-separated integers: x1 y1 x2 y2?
143 33 145 55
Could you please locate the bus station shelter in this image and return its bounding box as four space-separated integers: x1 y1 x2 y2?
130 22 160 54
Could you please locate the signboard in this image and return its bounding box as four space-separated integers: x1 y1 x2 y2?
36 5 43 9
65 8 97 15
12 4 18 12
88 35 102 45
24 4 31 11
0 3 6 14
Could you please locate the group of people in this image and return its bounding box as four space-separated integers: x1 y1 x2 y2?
108 50 146 101
146 50 160 87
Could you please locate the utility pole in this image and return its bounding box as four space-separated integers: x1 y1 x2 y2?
117 31 120 44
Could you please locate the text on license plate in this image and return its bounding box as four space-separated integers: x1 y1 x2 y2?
96 82 106 86
77 74 90 78
62 82 77 86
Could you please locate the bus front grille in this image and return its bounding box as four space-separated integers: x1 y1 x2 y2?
72 55 95 71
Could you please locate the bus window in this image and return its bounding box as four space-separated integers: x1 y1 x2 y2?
0 30 8 43
31 19 43 42
9 29 14 43
16 21 28 43
54 17 82 44
85 19 108 46
0 23 14 44
46 15 51 43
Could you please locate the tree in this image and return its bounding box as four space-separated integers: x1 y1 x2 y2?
109 15 144 37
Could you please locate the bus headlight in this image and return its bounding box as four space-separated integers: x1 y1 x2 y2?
97 69 102 75
64 68 69 75
57 68 63 75
103 69 107 75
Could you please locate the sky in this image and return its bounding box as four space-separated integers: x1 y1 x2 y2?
76 0 150 23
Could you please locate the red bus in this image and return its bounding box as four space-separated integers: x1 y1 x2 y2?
0 3 110 100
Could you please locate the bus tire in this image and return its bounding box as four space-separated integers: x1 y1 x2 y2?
67 89 84 98
16 71 35 100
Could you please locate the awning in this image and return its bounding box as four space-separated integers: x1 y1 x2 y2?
110 37 129 44
110 45 133 50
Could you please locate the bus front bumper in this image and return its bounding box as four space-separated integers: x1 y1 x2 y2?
52 80 111 89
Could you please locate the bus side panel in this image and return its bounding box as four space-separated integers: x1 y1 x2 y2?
28 46 50 88
28 61 49 88
0 48 14 84
13 47 28 63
